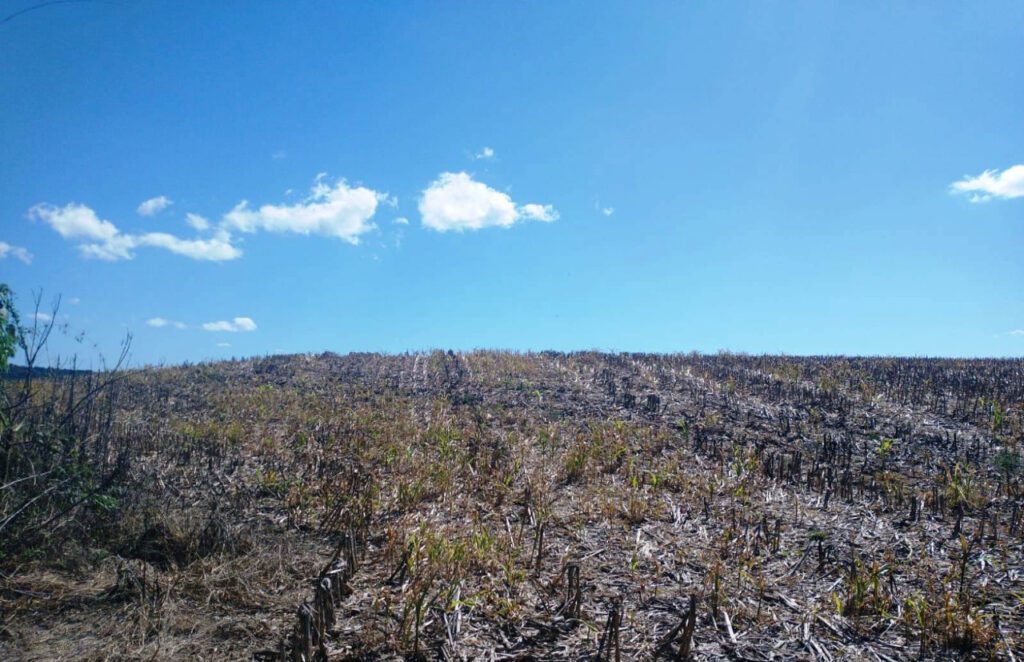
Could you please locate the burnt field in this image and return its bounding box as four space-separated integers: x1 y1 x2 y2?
1 352 1022 660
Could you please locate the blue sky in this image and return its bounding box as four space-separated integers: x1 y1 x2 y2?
1 1 1022 365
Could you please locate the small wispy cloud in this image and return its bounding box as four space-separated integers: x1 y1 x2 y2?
393 217 409 225
593 199 615 217
186 213 210 231
0 241 33 264
202 317 257 332
137 196 172 216
146 317 186 329
419 172 557 232
473 146 495 160
950 165 1024 203
33 312 52 323
216 342 231 348
519 203 558 222
29 203 241 261
132 231 241 261
1007 329 1024 336
272 150 287 160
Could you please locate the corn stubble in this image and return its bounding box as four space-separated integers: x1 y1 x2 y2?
2 351 1022 660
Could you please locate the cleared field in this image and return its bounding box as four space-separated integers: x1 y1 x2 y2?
2 352 1022 660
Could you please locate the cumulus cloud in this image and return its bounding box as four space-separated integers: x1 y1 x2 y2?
29 203 241 261
137 196 172 216
393 217 409 225
473 146 495 160
418 172 558 232
146 317 186 329
0 241 33 264
202 317 257 332
951 165 1024 203
222 174 387 244
30 172 392 262
30 203 119 242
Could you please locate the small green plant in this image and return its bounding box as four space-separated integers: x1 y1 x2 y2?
0 284 18 373
836 558 892 618
904 578 996 655
991 400 1005 433
944 462 980 512
563 443 589 483
994 449 1020 478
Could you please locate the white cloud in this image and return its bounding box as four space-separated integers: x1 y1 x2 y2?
519 203 558 222
0 241 33 264
146 317 186 329
222 174 387 244
135 231 241 261
30 203 119 241
951 165 1024 203
68 297 80 305
30 203 241 262
186 213 210 231
1008 329 1024 336
75 232 240 262
473 146 495 160
202 317 257 332
32 172 386 261
33 312 52 323
593 199 615 216
137 196 172 216
393 217 409 225
77 234 138 261
216 342 232 347
418 172 558 232
272 150 286 160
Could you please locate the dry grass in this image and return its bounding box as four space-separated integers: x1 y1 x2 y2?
2 351 1022 660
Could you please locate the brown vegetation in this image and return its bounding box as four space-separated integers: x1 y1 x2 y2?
2 348 1023 660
